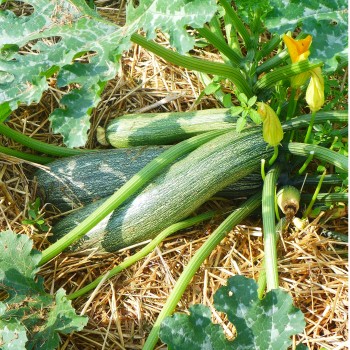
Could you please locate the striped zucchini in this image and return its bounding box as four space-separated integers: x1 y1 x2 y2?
106 108 235 147
52 128 272 253
35 146 169 211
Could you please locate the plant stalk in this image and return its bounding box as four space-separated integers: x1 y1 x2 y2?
68 211 218 300
130 33 253 97
143 192 262 350
262 166 281 291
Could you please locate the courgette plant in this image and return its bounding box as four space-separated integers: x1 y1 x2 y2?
0 1 348 349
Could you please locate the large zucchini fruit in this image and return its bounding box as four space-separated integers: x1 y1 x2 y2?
35 146 169 211
52 128 272 253
106 108 235 147
36 146 262 212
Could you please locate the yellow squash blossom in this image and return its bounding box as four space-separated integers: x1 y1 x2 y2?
257 102 284 147
305 67 324 112
283 34 313 88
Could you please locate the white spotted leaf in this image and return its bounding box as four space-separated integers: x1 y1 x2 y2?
214 275 306 350
0 0 217 147
264 0 348 72
0 230 88 350
160 275 306 350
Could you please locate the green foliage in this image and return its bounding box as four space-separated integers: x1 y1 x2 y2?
0 230 88 349
264 0 348 72
0 0 217 147
230 93 261 132
160 275 305 350
22 198 49 231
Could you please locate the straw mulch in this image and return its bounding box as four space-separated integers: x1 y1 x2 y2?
0 1 348 349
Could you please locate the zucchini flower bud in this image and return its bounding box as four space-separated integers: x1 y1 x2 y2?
257 102 284 147
305 67 325 112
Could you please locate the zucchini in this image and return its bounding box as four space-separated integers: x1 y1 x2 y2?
35 146 169 211
106 108 235 147
52 128 272 253
36 146 262 212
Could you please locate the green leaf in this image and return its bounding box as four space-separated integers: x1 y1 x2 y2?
222 93 233 107
204 82 221 95
159 304 233 349
0 0 217 147
160 276 305 350
247 95 257 107
237 92 248 105
126 0 217 55
27 289 88 349
230 106 244 116
0 230 88 349
264 0 348 72
0 305 28 350
214 275 306 350
249 109 262 125
236 116 246 132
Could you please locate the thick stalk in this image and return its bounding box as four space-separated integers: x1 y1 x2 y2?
282 110 348 130
0 123 93 157
256 50 288 75
262 166 281 291
143 192 262 350
254 60 323 92
287 143 348 172
218 0 251 47
130 33 253 97
256 34 281 62
196 26 242 66
0 146 53 164
68 211 217 300
39 130 228 265
257 218 287 299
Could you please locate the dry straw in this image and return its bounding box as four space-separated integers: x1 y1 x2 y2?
0 1 347 349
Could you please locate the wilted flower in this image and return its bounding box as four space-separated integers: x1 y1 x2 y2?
257 102 284 147
305 67 325 112
283 34 313 88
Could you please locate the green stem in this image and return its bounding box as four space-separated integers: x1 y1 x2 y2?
130 33 253 97
262 166 281 291
256 50 288 75
287 143 348 172
268 146 279 165
0 145 54 164
256 35 281 62
303 170 327 218
218 0 251 48
257 218 287 299
196 27 242 66
254 60 323 93
0 123 93 157
68 211 217 300
260 158 266 181
286 88 298 121
39 130 228 265
143 192 262 350
301 192 348 205
282 110 348 131
303 111 317 143
298 151 315 175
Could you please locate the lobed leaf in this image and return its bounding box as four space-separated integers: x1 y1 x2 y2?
159 304 233 349
264 0 348 72
160 275 306 350
0 0 217 147
0 230 88 349
214 275 306 350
